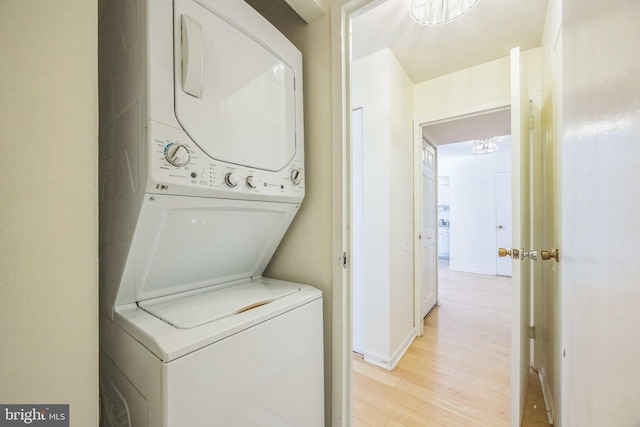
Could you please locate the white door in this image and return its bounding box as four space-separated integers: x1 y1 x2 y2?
351 108 365 354
510 46 532 426
496 171 512 276
420 141 437 318
562 0 640 423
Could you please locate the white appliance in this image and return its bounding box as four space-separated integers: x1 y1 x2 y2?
98 0 324 425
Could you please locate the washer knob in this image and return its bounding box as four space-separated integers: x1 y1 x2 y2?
164 143 191 167
290 168 302 185
246 175 256 189
224 172 239 188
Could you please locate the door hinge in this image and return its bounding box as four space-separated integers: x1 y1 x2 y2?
529 100 535 130
529 326 536 339
340 252 348 270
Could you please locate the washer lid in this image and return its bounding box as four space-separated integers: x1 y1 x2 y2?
139 281 300 329
116 195 299 307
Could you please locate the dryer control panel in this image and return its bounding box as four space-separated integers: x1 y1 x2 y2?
147 122 304 203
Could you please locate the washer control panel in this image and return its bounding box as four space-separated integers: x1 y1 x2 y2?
148 123 304 202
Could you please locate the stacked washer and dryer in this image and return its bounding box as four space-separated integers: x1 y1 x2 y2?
98 0 324 425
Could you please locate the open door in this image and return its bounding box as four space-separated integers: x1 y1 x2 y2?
420 140 437 318
509 46 532 426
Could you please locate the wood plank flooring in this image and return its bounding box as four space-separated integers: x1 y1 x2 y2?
522 370 552 426
351 263 551 426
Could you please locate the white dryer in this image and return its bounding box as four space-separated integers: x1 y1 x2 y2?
98 0 323 425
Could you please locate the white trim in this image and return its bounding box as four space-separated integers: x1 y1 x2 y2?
331 1 380 425
390 329 417 370
413 125 424 337
363 329 416 372
362 351 391 370
330 3 349 425
416 102 511 128
283 0 326 23
539 367 555 425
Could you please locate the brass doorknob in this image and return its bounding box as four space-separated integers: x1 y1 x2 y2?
541 249 559 261
498 248 520 259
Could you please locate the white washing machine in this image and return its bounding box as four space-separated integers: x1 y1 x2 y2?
98 0 324 425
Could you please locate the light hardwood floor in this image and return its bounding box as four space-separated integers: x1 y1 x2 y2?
351 263 551 426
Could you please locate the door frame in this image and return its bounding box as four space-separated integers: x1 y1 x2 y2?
331 1 382 424
332 1 525 424
414 107 511 335
350 107 365 355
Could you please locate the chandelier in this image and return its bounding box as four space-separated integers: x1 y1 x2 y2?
471 137 498 155
410 0 479 26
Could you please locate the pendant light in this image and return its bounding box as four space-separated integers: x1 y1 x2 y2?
410 0 479 26
471 137 498 155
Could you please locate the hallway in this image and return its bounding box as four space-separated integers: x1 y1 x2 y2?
351 263 551 425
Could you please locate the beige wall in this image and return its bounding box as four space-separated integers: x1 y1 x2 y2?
414 48 541 124
243 1 335 424
0 1 99 425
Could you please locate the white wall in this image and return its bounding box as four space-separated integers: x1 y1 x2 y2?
0 1 99 425
352 48 415 369
387 50 415 360
352 50 392 363
439 139 512 274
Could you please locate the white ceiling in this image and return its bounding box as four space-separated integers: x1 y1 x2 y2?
352 0 549 83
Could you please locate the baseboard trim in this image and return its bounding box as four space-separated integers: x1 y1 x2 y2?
363 350 391 370
538 367 555 425
389 329 416 370
363 329 416 371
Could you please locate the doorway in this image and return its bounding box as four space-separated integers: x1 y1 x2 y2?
342 2 544 425
417 110 512 332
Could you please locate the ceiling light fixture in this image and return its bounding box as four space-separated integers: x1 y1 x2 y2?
410 0 479 26
471 137 498 155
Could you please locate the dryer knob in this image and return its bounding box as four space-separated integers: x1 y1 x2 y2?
290 168 302 185
165 143 191 167
246 175 257 189
224 172 239 188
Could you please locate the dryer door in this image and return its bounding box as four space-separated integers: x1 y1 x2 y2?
173 0 299 172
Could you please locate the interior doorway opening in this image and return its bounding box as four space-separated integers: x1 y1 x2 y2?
430 134 512 278
417 108 512 326
340 0 544 419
